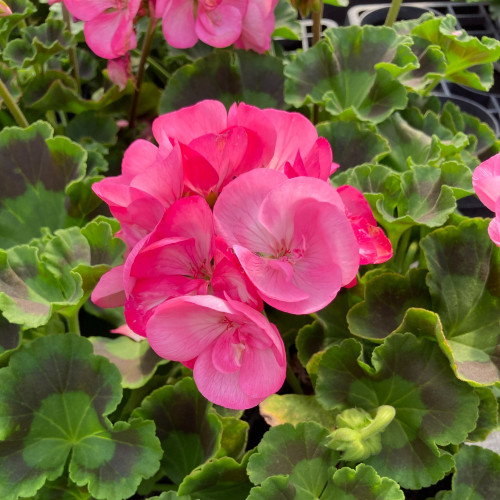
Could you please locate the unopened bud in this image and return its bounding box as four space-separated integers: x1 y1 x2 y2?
0 1 12 17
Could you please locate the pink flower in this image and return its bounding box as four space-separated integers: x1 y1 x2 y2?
214 169 360 314
107 54 134 90
472 153 500 247
156 0 248 49
147 295 286 409
0 0 12 16
235 0 278 53
92 138 183 248
337 185 393 265
121 196 262 335
64 0 141 59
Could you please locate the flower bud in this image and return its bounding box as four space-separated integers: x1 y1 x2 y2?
0 1 12 17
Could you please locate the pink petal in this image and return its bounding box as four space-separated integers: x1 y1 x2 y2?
196 2 243 48
91 265 126 308
489 216 500 248
153 100 228 146
122 139 160 177
337 185 377 225
64 0 114 21
472 153 500 211
147 295 233 361
194 348 262 410
181 143 221 197
111 323 145 341
161 0 198 49
211 331 243 373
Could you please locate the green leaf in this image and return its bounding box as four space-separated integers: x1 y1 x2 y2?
160 50 285 113
216 416 248 461
2 38 36 68
411 15 500 91
0 0 35 46
439 445 500 499
259 394 337 430
284 26 416 123
178 455 253 500
247 422 339 497
89 336 166 389
132 378 223 484
467 388 499 442
317 119 390 170
0 312 20 360
272 0 300 40
0 334 162 499
66 111 119 147
0 63 21 103
34 476 91 500
0 121 87 248
323 464 404 499
247 476 295 500
347 269 431 341
421 219 500 385
316 334 479 489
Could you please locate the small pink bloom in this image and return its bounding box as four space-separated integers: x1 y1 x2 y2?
214 169 360 314
157 0 247 49
107 54 133 90
234 0 277 53
147 295 286 409
473 153 500 247
64 0 141 59
0 0 12 15
337 185 393 265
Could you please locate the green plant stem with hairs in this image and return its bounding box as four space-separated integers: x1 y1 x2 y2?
0 78 28 127
384 0 404 27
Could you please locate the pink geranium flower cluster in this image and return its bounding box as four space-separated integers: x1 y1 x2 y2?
91 100 392 409
473 153 500 247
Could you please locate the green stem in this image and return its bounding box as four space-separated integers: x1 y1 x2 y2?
62 4 81 93
384 0 403 27
393 227 412 273
62 310 81 335
0 78 29 127
286 364 304 395
129 16 158 128
311 0 324 125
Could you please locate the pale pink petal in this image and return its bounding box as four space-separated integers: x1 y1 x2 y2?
472 153 500 211
196 3 243 48
147 295 233 361
161 0 198 49
64 0 113 21
194 348 262 409
91 265 126 308
213 169 287 252
107 56 132 90
111 323 145 341
211 331 243 373
262 109 319 171
239 346 285 399
153 100 228 146
489 216 500 248
234 0 277 53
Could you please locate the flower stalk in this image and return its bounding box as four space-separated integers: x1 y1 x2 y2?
62 4 81 94
311 0 324 124
0 78 29 127
384 0 404 27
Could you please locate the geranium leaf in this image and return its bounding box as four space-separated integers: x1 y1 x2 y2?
0 313 20 361
89 336 166 389
160 50 285 113
0 334 162 499
178 455 253 500
247 476 295 500
467 388 499 442
216 416 248 460
421 219 500 385
439 446 500 499
0 0 35 46
259 394 337 430
317 119 390 170
411 15 500 91
316 334 479 489
0 121 87 248
132 378 223 484
323 464 404 499
284 26 416 123
247 422 339 496
2 38 36 68
272 0 300 40
36 476 91 500
347 269 431 341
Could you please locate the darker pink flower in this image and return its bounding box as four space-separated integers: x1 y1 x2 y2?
147 295 286 409
214 169 360 314
64 0 141 58
235 0 278 53
472 153 500 247
337 185 393 265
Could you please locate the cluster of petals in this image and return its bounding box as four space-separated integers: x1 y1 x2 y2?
62 0 141 59
472 153 500 247
155 0 278 53
91 100 392 409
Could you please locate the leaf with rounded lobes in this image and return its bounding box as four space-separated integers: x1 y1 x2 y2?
272 0 300 40
411 15 500 91
467 388 499 442
132 378 223 485
0 0 35 46
0 313 20 362
178 455 253 500
421 219 500 386
284 25 417 123
316 334 479 489
438 446 500 499
347 269 432 341
0 334 162 500
89 336 166 389
2 38 36 68
34 477 91 500
216 416 248 460
0 63 20 102
317 119 390 171
160 50 285 113
67 111 119 147
248 476 296 500
323 464 404 499
148 493 191 500
259 394 337 430
247 421 339 497
0 121 87 248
